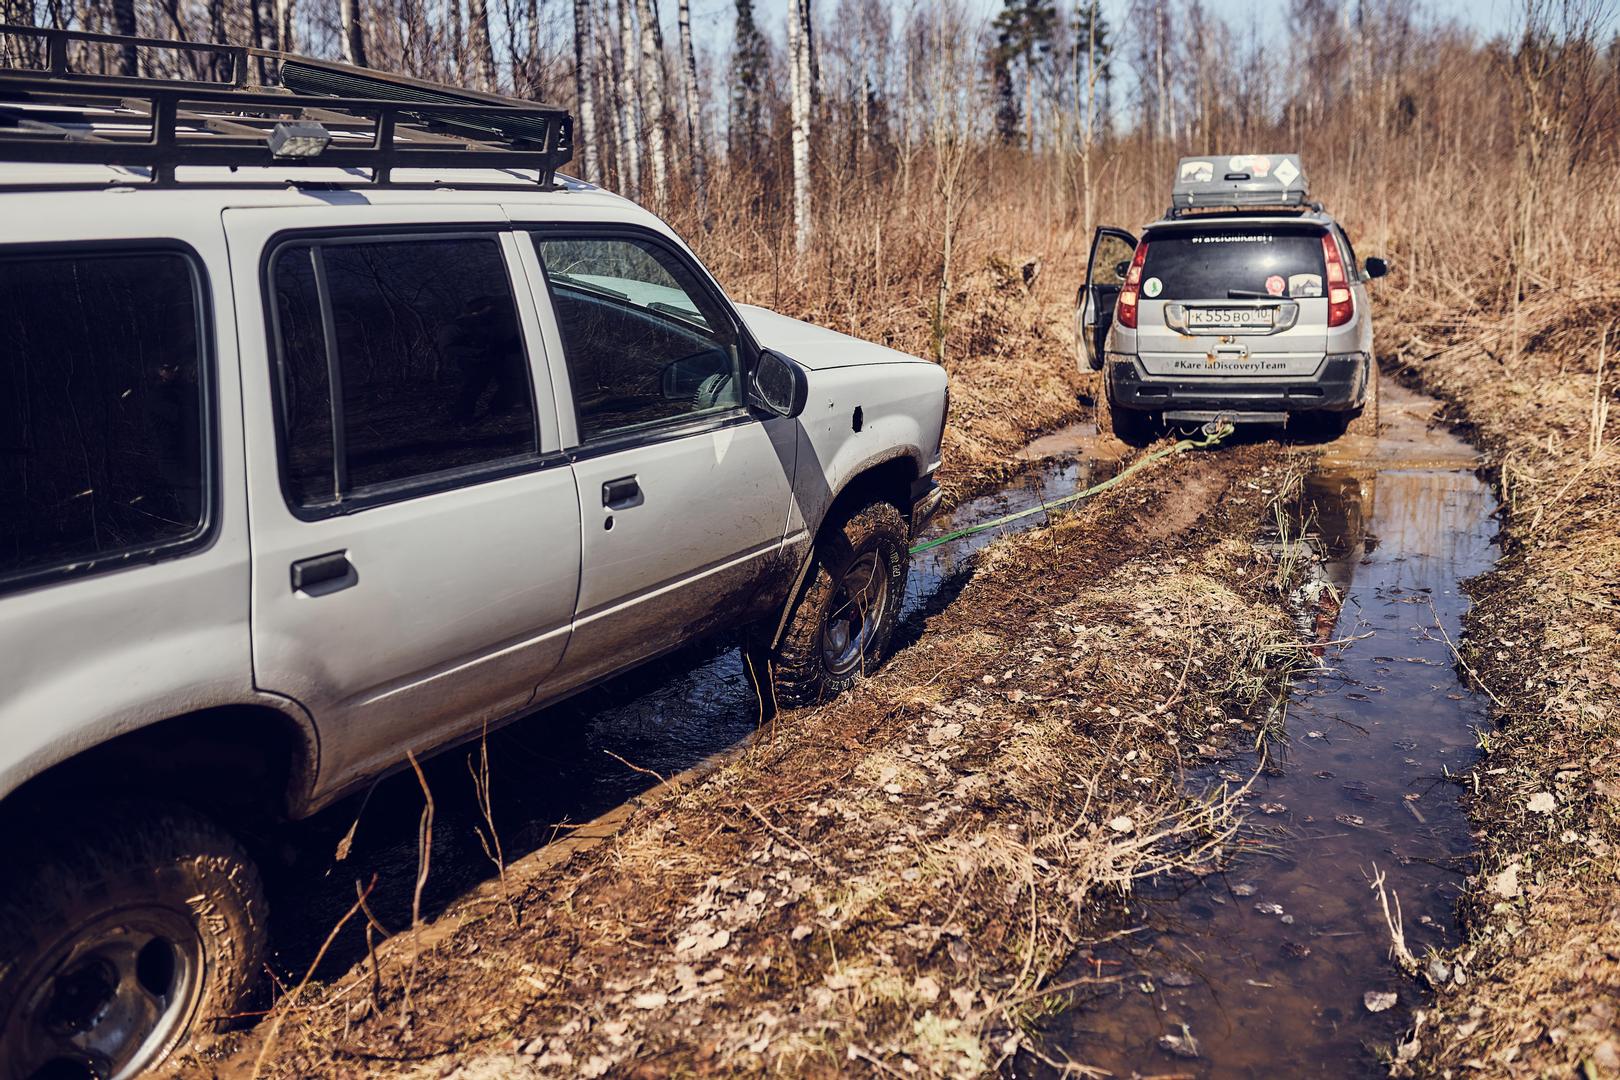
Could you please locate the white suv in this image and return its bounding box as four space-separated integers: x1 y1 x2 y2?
0 31 946 1076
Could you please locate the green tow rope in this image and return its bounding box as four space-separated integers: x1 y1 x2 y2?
908 423 1234 555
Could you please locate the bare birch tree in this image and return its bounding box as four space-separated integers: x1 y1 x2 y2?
467 0 499 89
787 0 813 252
677 0 706 207
340 0 368 66
574 0 601 181
275 0 294 53
615 0 642 196
635 0 667 205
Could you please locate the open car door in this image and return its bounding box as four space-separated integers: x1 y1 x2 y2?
1079 227 1138 371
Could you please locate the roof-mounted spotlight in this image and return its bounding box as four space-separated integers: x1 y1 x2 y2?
268 120 331 159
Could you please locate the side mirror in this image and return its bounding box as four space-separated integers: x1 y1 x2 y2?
1114 259 1131 279
1364 257 1389 280
748 349 809 419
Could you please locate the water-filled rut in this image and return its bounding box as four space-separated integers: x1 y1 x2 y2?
1038 384 1499 1076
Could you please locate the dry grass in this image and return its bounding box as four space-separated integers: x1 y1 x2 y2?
210 443 1313 1078
1381 291 1620 1077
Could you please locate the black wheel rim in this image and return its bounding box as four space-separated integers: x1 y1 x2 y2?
8 907 204 1080
821 550 889 678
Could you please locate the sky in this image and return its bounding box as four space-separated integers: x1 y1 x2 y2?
675 0 1530 58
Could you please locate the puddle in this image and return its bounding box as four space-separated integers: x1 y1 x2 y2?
261 434 1119 983
1034 382 1500 1076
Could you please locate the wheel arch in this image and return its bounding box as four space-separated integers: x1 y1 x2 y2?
0 702 318 831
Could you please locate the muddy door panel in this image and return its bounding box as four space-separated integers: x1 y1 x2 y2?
1083 227 1137 370
228 209 582 796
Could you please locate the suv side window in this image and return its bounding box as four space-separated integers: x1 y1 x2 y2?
530 233 743 443
268 235 539 510
1 248 208 587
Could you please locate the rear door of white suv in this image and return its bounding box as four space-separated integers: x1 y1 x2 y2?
225 205 582 796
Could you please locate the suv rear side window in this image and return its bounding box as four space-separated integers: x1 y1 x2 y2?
1142 226 1328 301
269 235 538 510
0 249 207 587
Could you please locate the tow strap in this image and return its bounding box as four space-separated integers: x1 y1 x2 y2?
909 422 1234 555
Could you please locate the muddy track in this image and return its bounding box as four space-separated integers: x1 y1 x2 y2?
193 434 1313 1077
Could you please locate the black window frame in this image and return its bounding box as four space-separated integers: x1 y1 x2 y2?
261 226 561 522
520 223 764 459
0 239 218 598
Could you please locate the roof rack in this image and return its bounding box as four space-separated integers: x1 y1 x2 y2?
0 23 574 190
1167 154 1309 217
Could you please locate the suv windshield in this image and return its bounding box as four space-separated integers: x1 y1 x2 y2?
1141 224 1327 301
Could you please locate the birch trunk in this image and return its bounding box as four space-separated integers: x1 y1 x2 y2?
787 0 813 253
573 0 600 181
615 0 641 197
447 0 464 82
635 0 668 206
340 0 368 66
112 0 137 72
677 0 706 208
275 0 294 54
467 0 499 90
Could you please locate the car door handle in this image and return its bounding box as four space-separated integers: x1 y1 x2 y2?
602 476 642 510
290 550 356 595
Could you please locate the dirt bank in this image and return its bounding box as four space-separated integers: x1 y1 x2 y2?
199 440 1310 1078
1381 291 1620 1078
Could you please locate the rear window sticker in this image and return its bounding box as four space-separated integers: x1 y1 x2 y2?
1143 276 1163 298
1274 159 1301 186
1288 273 1323 297
1190 234 1274 244
1179 160 1214 183
1266 274 1286 296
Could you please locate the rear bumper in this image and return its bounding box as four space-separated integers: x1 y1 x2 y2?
1108 353 1369 415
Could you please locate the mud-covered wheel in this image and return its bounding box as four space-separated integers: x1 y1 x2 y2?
0 801 267 1080
768 500 910 708
1098 390 1156 447
1345 359 1380 439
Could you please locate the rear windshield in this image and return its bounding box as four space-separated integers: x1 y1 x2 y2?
1141 226 1327 301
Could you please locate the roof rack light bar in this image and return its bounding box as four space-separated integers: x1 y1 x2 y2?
0 23 574 190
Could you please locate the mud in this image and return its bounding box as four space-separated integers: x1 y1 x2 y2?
1033 382 1501 1076
254 435 1123 991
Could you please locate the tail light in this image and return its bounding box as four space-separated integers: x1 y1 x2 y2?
1322 234 1353 327
1116 242 1149 330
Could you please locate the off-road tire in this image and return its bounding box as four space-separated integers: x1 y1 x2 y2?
1098 391 1156 447
768 500 910 708
0 801 267 1080
1345 359 1381 439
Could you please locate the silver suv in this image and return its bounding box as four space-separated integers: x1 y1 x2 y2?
0 29 946 1077
1079 154 1387 444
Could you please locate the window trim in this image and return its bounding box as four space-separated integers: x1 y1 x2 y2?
0 239 218 598
520 223 765 453
260 226 562 522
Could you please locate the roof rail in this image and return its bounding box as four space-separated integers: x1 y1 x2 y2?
0 23 574 190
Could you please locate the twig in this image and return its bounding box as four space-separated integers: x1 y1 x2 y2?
743 800 836 877
402 749 434 1027
604 748 670 787
1367 862 1419 974
252 878 375 1078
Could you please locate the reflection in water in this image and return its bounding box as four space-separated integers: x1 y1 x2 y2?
1040 448 1499 1076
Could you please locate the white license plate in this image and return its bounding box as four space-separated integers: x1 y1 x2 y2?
1187 307 1274 330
